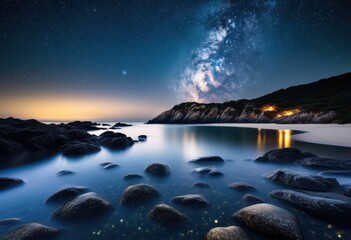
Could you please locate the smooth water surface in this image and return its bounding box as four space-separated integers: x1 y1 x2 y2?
0 123 351 239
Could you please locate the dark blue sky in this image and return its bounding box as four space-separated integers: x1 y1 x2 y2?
0 0 350 121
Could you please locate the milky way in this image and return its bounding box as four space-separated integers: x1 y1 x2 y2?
178 0 277 103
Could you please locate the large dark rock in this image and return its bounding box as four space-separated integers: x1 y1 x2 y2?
172 194 209 207
229 182 256 191
0 177 24 190
52 192 113 222
0 223 60 240
60 141 101 156
300 157 351 170
0 138 25 157
264 169 340 192
270 190 351 224
99 131 126 139
255 148 303 163
25 134 69 152
120 184 159 206
205 226 249 240
46 186 89 204
64 129 93 140
148 204 189 227
66 121 100 131
100 137 132 149
189 156 224 164
145 163 171 176
233 203 303 240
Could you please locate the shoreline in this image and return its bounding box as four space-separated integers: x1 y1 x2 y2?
207 123 351 148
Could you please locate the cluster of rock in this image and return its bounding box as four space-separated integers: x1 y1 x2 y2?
0 118 140 165
147 102 337 124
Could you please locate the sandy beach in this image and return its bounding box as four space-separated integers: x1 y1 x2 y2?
213 123 351 148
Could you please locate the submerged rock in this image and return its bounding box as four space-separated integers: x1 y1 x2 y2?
264 169 340 192
172 194 209 207
138 135 147 141
255 148 303 163
270 190 351 224
0 177 24 190
193 181 210 188
318 170 351 176
205 226 249 240
148 204 189 227
0 218 21 226
242 194 264 205
145 163 171 176
229 182 256 191
300 157 351 170
192 166 223 177
233 203 303 240
120 184 159 206
0 223 60 240
189 156 224 164
60 141 100 156
102 163 119 169
123 173 144 180
46 186 89 204
52 192 113 222
57 170 75 176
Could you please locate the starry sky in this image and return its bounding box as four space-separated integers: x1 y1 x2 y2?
0 0 350 121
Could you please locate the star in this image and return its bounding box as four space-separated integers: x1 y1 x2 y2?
122 70 127 75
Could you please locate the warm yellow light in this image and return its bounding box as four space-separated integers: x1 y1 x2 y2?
261 105 276 112
276 109 300 117
278 129 291 148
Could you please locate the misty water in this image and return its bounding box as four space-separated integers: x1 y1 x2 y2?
1 123 351 240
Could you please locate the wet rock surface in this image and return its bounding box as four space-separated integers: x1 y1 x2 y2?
234 203 303 240
57 170 75 176
264 169 340 192
120 184 159 206
145 163 171 176
189 156 224 164
300 157 351 170
270 190 351 224
172 194 209 207
229 182 256 191
255 148 304 163
123 173 144 180
148 204 189 227
0 177 24 190
52 192 113 222
205 226 249 240
192 166 223 176
0 223 60 240
0 218 21 226
242 194 264 205
193 181 210 188
60 141 101 156
46 186 89 204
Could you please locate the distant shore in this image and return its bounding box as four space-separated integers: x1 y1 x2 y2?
208 123 351 148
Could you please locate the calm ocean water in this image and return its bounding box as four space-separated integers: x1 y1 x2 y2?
0 123 350 239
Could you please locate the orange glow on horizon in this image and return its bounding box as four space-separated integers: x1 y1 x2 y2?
261 105 276 112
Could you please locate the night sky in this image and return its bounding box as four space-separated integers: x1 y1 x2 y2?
1 0 350 121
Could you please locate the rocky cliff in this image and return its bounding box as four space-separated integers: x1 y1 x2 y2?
148 73 351 124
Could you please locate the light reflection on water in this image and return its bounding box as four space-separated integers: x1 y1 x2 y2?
0 123 350 240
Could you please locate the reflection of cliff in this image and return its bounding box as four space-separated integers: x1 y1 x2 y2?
148 73 351 124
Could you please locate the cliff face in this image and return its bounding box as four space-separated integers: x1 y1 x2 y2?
148 73 351 124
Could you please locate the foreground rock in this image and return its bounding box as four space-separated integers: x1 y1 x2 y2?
205 226 249 240
120 184 159 206
233 203 303 240
229 182 256 191
189 156 224 164
60 141 100 156
52 192 113 222
0 138 25 157
242 194 264 205
192 166 223 176
46 186 89 204
264 169 340 192
145 163 171 176
255 148 306 163
0 177 24 190
0 223 60 240
148 204 189 227
270 190 351 224
300 157 351 170
172 194 209 207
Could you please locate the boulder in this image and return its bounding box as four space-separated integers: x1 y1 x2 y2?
270 190 351 224
172 194 209 207
123 173 144 180
148 204 189 227
0 218 21 226
192 166 223 176
46 186 89 204
99 131 126 139
145 163 171 176
255 148 303 163
64 129 93 140
113 122 132 127
264 169 340 192
120 184 159 206
138 135 147 141
60 141 101 156
234 203 303 240
189 156 224 164
100 137 131 149
193 181 210 188
0 138 24 157
0 223 60 240
242 194 264 205
52 192 113 222
0 177 24 190
205 226 249 240
25 134 69 152
300 157 351 170
229 182 256 191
